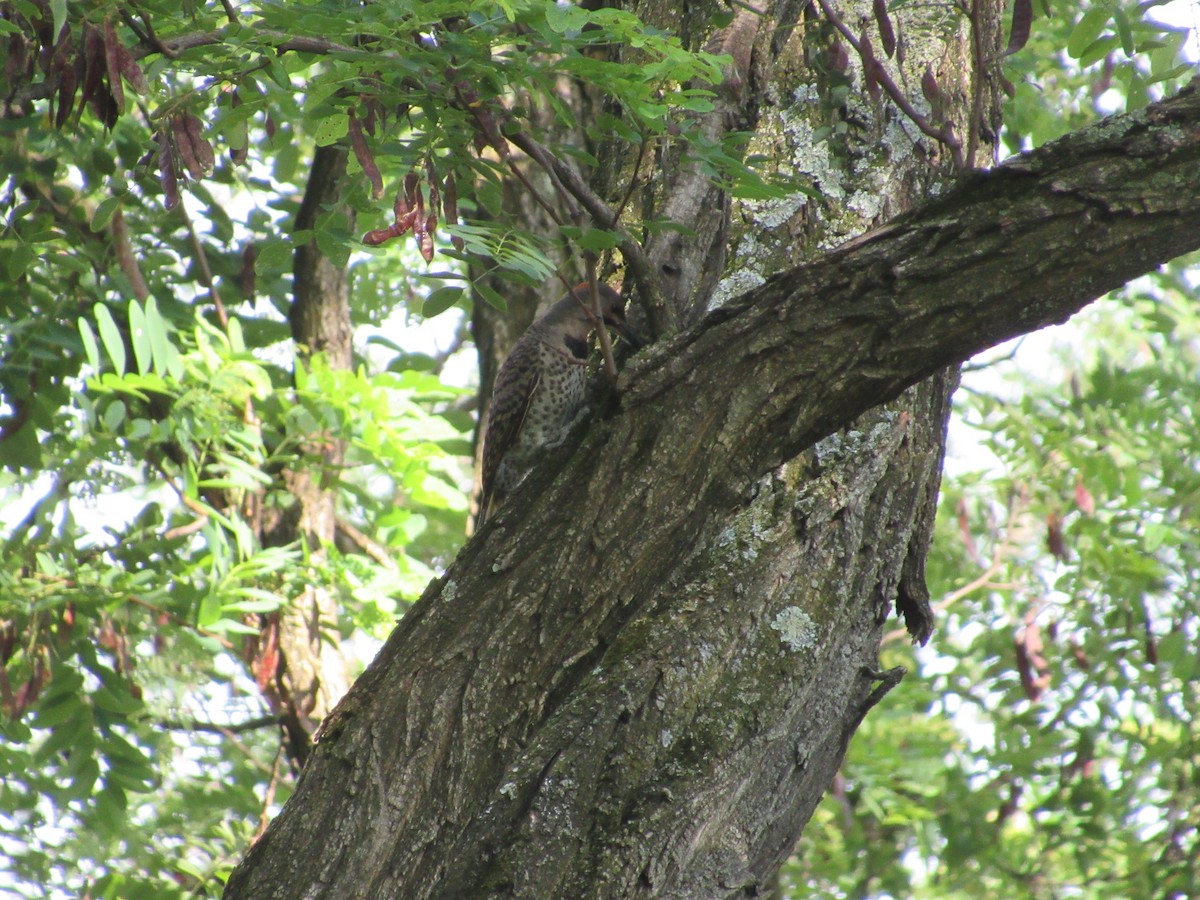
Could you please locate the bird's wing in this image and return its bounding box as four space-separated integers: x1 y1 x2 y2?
481 338 542 504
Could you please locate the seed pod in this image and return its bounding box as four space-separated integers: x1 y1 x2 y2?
171 114 203 179
117 43 148 95
54 56 77 128
873 0 896 59
183 113 215 175
157 129 180 210
348 110 383 199
103 18 125 114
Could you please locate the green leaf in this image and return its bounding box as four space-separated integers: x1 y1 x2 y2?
92 685 143 716
78 318 101 372
102 399 126 432
5 243 34 279
1067 8 1111 60
94 304 127 375
91 195 122 232
545 2 588 33
313 114 350 146
255 239 293 273
49 0 66 40
106 767 156 794
1078 34 1120 68
422 286 465 318
475 282 508 312
197 591 221 628
1112 7 1134 57
207 617 261 635
33 694 88 731
128 300 151 375
576 229 623 252
227 315 246 353
143 297 181 379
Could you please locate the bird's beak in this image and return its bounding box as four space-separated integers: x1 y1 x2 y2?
607 318 642 351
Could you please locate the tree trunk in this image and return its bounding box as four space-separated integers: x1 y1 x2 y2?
252 144 354 768
226 0 1200 888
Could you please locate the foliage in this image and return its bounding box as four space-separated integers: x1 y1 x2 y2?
0 0 1196 897
1003 0 1196 148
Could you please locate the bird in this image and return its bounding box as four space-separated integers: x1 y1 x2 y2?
478 283 640 525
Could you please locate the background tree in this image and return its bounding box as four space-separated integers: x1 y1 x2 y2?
0 1 1196 897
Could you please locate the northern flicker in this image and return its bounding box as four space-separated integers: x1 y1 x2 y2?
478 283 639 524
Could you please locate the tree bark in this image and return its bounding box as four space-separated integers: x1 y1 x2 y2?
226 57 1200 898
252 144 354 767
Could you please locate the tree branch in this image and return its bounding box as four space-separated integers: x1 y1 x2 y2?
505 130 665 324
622 83 1200 476
157 714 283 735
6 27 365 104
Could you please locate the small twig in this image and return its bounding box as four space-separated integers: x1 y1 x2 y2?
966 0 984 166
157 714 283 735
512 132 582 225
428 317 469 377
178 194 265 459
128 3 177 59
163 514 210 541
858 665 907 716
0 393 32 443
118 9 151 48
1 471 72 553
586 256 619 383
725 0 767 14
217 724 278 778
840 665 907 745
178 198 228 329
153 29 362 60
219 0 239 24
257 746 286 837
882 488 1026 645
611 132 651 227
335 517 398 571
147 455 213 518
962 337 1024 373
503 155 565 227
125 594 237 650
6 26 366 106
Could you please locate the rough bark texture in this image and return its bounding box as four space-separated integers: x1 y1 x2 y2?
226 30 1200 891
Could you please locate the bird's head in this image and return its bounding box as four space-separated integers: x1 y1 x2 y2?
570 282 642 350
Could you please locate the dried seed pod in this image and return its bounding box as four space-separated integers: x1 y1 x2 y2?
116 43 147 95
183 113 215 175
157 129 180 210
171 114 203 179
348 110 383 199
54 56 77 128
103 18 124 114
873 0 896 59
